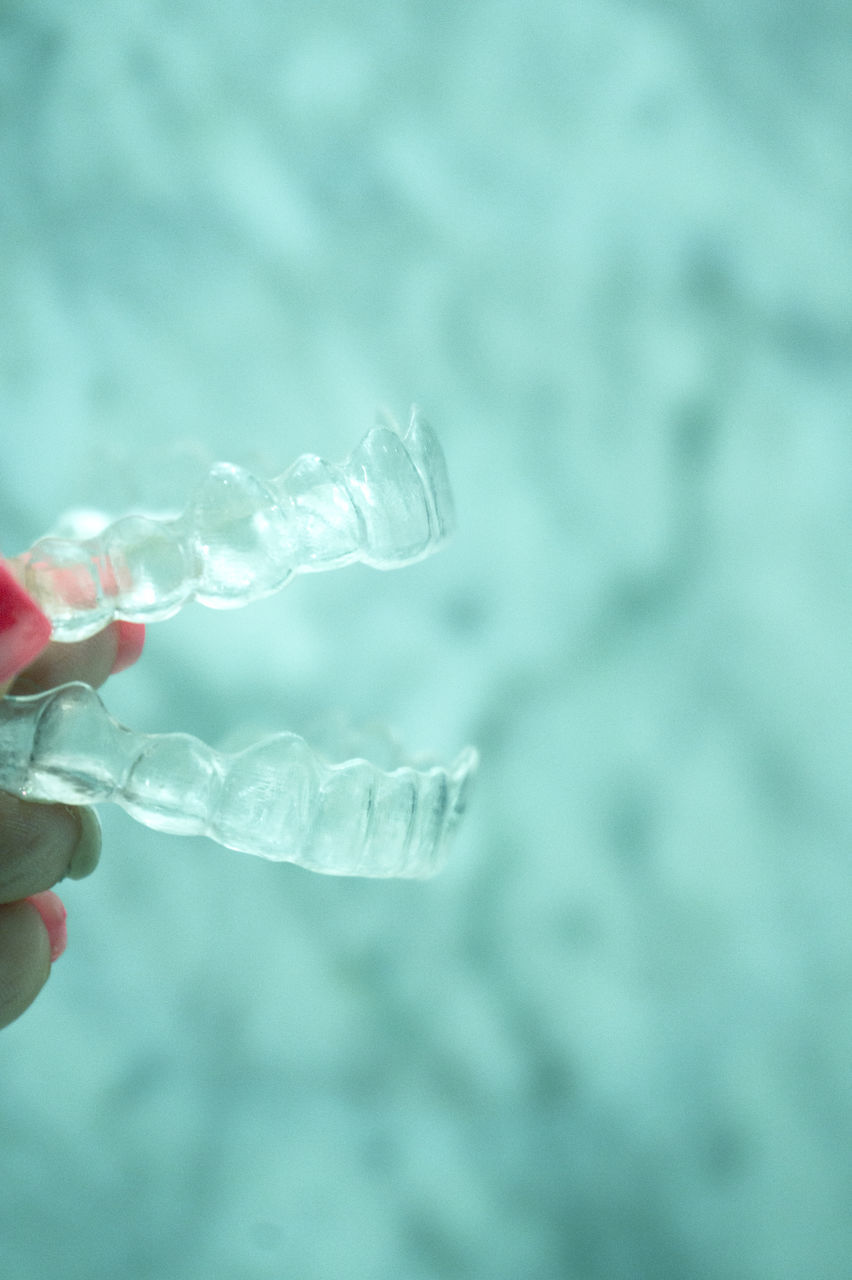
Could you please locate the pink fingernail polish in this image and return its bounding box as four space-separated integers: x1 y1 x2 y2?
26 890 68 963
0 563 52 683
110 620 146 675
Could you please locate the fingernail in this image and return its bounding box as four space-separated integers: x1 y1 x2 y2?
0 563 52 684
66 807 102 880
110 621 146 674
26 890 68 963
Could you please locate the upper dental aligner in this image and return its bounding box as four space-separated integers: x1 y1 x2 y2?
0 682 478 878
12 408 455 642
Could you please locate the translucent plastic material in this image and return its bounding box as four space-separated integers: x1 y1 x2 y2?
10 407 455 641
0 682 478 878
1 408 477 876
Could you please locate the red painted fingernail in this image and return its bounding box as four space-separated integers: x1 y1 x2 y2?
0 563 52 684
110 620 146 674
26 890 68 963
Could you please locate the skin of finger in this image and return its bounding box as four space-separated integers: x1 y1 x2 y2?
0 900 51 1030
8 626 121 696
0 792 84 904
0 615 122 1029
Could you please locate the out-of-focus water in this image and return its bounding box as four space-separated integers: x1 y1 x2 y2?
1 2 850 1277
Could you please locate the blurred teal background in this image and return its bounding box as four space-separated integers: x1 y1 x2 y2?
2 1 851 1277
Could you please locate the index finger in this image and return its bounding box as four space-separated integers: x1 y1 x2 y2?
1 560 145 695
0 562 52 691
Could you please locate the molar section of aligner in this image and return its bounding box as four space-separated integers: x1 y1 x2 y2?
188 462 295 607
402 408 456 547
210 732 320 861
98 515 195 623
441 746 479 841
400 748 479 878
298 758 378 875
404 768 451 877
302 760 423 878
361 767 424 877
275 453 364 570
20 537 114 642
344 425 435 566
121 732 223 835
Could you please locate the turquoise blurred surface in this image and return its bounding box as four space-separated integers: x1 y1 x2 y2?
1 2 851 1277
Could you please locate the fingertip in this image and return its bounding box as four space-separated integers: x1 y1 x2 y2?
110 621 146 675
26 890 68 962
0 563 52 685
0 900 52 1030
66 807 102 881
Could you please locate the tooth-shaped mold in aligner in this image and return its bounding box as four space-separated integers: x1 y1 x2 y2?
11 408 455 641
0 683 478 878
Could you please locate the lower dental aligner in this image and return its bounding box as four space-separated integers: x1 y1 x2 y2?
11 408 454 642
0 682 478 878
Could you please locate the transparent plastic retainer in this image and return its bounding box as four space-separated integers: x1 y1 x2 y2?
0 409 478 877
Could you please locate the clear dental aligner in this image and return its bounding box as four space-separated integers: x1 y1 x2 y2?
10 408 455 642
0 682 478 878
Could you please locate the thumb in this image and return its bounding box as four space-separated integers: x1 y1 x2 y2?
0 562 52 689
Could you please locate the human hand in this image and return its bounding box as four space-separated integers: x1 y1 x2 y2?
0 563 144 1029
